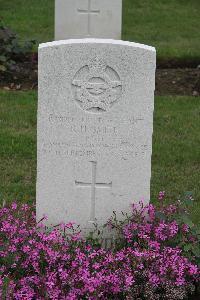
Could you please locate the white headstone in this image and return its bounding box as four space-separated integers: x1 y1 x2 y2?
37 39 156 231
55 0 122 40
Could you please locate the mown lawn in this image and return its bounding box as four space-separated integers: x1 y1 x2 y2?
0 91 36 206
0 91 199 222
0 0 200 59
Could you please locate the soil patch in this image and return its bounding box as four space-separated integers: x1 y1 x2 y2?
156 68 200 96
0 56 38 91
0 55 200 96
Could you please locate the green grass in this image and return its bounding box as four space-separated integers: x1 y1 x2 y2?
151 96 200 223
0 91 36 205
123 0 200 59
0 0 200 59
0 0 54 45
0 91 199 222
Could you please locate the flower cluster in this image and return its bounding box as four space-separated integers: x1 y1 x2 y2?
0 195 199 299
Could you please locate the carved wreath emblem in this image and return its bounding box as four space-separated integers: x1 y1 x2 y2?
72 58 122 112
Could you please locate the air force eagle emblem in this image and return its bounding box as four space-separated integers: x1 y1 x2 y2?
72 58 122 113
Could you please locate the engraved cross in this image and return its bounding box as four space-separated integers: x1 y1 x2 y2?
75 161 112 222
77 0 100 36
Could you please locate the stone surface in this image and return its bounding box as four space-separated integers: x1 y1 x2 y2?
37 39 156 230
55 0 122 40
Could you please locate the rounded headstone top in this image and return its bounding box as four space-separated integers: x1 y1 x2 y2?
39 38 156 53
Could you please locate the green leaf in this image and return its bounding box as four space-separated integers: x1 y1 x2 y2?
181 214 194 228
192 245 200 257
155 211 166 220
0 55 6 62
184 191 193 197
183 244 192 252
183 191 194 203
191 226 200 236
0 64 6 71
184 198 194 207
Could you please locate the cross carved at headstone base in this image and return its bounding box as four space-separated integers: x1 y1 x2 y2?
75 161 112 222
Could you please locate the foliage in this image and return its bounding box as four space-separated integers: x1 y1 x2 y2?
0 20 35 73
0 193 199 299
106 191 200 265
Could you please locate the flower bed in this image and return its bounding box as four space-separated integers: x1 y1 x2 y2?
0 193 199 299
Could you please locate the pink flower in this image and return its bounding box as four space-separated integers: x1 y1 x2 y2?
176 277 186 286
148 204 155 220
169 221 179 237
11 202 17 210
158 191 165 201
0 201 199 299
188 264 198 275
21 204 29 211
149 274 160 286
182 224 189 233
125 274 134 286
148 241 160 251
